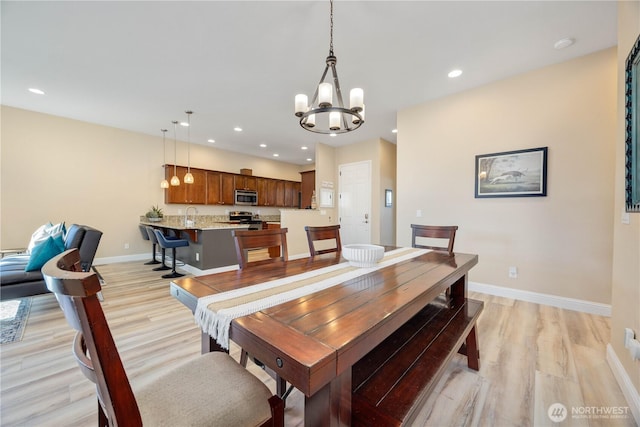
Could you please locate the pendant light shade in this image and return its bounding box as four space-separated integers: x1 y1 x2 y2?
294 0 364 134
170 121 180 186
183 110 194 184
160 128 169 189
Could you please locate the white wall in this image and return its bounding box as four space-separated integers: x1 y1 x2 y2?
397 48 616 305
611 0 640 396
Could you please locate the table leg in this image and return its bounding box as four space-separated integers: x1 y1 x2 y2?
450 274 467 307
201 331 226 354
304 368 352 427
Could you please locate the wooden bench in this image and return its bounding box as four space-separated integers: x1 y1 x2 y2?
352 296 484 426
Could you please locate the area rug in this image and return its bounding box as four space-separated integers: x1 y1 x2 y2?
1 297 32 344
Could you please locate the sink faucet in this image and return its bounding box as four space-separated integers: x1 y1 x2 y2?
185 206 197 227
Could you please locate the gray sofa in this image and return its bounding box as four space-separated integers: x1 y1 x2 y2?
0 224 102 300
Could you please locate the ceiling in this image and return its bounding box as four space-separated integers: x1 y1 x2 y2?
1 1 617 165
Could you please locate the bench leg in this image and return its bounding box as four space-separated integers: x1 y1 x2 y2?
459 324 480 371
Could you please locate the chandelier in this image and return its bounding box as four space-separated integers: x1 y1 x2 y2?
294 0 364 134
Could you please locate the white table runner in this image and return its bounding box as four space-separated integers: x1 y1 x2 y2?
195 247 428 349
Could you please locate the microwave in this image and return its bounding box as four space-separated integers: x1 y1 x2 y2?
235 189 258 206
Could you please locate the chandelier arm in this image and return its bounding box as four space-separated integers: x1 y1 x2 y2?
308 63 331 108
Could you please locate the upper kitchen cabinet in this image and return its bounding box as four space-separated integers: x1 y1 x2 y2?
164 166 207 204
235 175 257 191
300 170 315 209
206 171 235 205
284 181 301 208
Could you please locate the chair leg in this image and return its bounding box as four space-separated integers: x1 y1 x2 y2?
153 247 171 271
144 243 161 265
162 247 184 279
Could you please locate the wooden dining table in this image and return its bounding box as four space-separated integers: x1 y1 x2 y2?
170 248 478 427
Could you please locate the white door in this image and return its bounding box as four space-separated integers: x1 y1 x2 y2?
339 161 371 244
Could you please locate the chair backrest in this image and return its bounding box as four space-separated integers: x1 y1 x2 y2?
410 224 458 256
42 249 143 425
305 225 342 256
232 228 289 269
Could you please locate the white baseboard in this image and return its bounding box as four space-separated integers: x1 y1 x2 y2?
94 253 149 265
468 281 611 317
606 344 640 425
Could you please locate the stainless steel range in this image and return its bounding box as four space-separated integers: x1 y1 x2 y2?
229 211 262 230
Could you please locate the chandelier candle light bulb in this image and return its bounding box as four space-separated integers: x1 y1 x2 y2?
306 114 316 128
329 111 341 130
318 82 333 107
350 88 363 111
352 104 365 125
295 94 308 116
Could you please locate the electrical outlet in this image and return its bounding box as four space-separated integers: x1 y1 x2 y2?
196 252 200 262
508 266 518 279
622 211 630 224
416 209 422 217
124 243 129 249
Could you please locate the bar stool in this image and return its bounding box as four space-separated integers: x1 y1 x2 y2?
145 226 171 272
152 229 189 279
139 225 160 265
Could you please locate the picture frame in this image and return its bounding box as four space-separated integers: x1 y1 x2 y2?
625 33 640 212
385 189 393 207
475 147 548 198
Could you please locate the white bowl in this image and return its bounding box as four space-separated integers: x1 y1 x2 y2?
342 244 384 268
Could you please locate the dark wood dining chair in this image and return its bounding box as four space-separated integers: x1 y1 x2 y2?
231 227 293 402
305 225 342 256
410 224 458 256
42 248 284 427
232 228 289 269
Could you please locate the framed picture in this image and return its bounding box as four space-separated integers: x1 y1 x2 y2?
625 32 640 212
385 189 393 207
475 147 548 198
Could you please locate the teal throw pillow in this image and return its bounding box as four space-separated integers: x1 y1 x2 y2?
25 235 65 272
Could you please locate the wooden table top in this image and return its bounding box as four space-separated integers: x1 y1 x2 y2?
171 250 478 398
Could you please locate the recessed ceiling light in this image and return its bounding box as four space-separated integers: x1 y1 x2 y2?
554 38 575 50
448 69 463 78
207 139 215 143
330 133 337 137
259 143 267 148
273 153 279 157
179 122 189 127
28 88 45 95
391 129 398 134
306 158 313 162
301 146 308 150
234 127 243 132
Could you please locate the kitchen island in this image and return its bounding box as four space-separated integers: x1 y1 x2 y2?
140 218 249 270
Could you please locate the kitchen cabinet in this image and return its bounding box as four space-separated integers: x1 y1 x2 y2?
164 166 206 204
275 180 286 207
284 181 301 208
300 170 315 209
163 164 300 207
206 171 235 205
257 178 269 206
235 175 257 191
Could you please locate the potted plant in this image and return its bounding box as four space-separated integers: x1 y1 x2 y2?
145 205 164 222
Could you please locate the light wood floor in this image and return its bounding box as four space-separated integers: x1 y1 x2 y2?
0 260 635 426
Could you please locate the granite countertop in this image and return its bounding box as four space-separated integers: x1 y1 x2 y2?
139 214 280 230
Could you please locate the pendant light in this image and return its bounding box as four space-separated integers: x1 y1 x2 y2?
160 129 169 189
294 0 364 134
183 110 194 184
170 121 180 186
